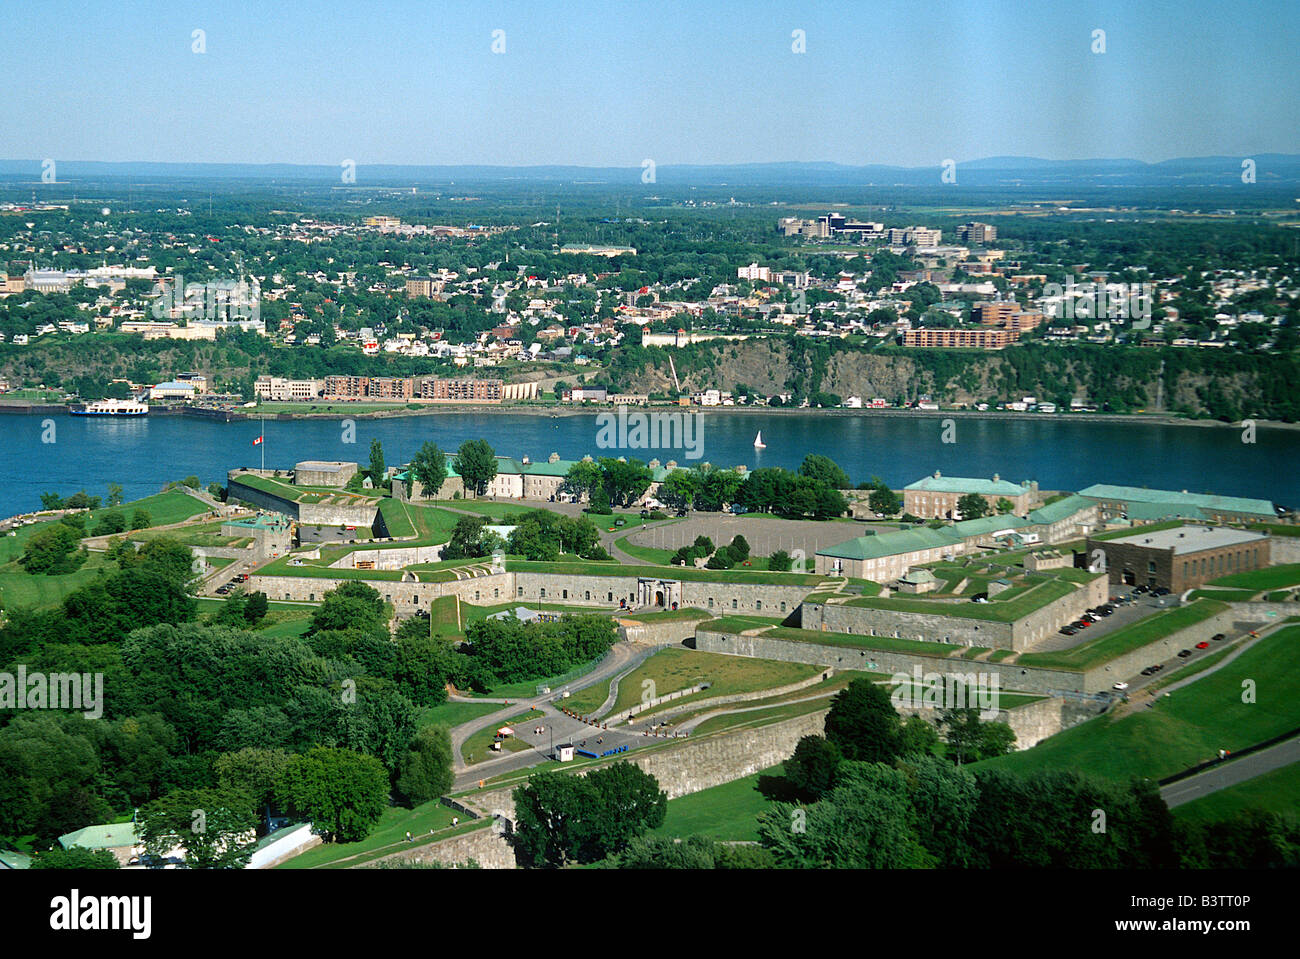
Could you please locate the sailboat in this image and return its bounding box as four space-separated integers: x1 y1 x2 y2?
753 430 766 450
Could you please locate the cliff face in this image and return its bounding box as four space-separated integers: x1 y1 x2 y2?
615 339 1297 420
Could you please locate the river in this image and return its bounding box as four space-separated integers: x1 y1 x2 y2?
1 411 1295 518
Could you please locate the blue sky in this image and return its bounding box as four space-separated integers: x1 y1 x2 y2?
2 0 1296 167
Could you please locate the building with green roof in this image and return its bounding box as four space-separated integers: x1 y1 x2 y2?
59 822 142 866
1078 484 1276 523
903 470 1038 518
1024 494 1102 543
816 525 964 580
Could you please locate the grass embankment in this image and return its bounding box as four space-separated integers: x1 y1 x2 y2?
762 626 966 658
975 626 1300 783
506 559 827 586
650 766 785 841
86 488 212 528
566 647 823 720
277 801 475 869
1206 563 1300 592
1015 598 1228 670
843 577 1084 622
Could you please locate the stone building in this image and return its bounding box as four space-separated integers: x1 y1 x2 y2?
903 471 1037 519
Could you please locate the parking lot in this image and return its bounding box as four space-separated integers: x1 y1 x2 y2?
1029 589 1181 653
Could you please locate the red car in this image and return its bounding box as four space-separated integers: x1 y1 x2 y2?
1195 641 1210 649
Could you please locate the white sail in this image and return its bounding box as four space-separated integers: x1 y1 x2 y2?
753 431 765 448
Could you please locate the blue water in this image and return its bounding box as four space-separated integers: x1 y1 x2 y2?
2 411 1296 517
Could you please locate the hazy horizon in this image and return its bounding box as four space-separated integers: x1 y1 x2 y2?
4 0 1297 169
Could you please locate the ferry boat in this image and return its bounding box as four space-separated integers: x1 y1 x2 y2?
70 398 150 417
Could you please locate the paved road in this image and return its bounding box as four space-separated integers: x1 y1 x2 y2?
448 638 661 770
1160 735 1300 808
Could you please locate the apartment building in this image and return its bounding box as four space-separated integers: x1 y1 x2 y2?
254 376 324 401
956 222 998 244
322 376 414 400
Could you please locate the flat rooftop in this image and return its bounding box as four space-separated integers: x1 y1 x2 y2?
1102 525 1268 555
294 461 353 472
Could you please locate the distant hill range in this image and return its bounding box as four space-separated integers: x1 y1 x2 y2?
1 155 1298 188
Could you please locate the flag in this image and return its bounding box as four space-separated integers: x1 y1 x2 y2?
253 436 263 446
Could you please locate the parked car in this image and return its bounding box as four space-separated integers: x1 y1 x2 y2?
1211 633 1227 642
1060 626 1078 635
1153 587 1171 596
1177 649 1193 658
1140 667 1156 676
1113 682 1129 691
1196 641 1210 649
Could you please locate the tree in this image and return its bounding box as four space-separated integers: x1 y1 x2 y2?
276 747 390 843
798 453 850 490
94 510 128 536
956 493 991 520
409 441 448 498
139 788 258 868
512 762 666 867
823 678 902 764
31 847 119 870
396 725 454 805
368 438 386 488
243 591 269 623
658 470 700 510
768 549 793 572
442 515 503 560
130 508 152 530
20 523 85 575
995 497 1015 515
453 439 498 496
785 735 842 800
938 707 1017 765
899 715 940 757
757 761 928 868
107 482 124 507
868 485 902 515
561 459 604 501
214 747 291 821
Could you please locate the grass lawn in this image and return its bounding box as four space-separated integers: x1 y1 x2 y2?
1016 598 1229 670
416 700 502 730
0 549 112 609
1172 760 1300 824
763 626 966 659
1188 588 1257 602
614 535 676 565
701 615 787 633
842 576 1085 623
622 607 711 623
690 696 834 735
1207 563 1300 591
975 626 1300 783
587 647 823 721
87 489 211 529
276 801 470 869
650 766 784 841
